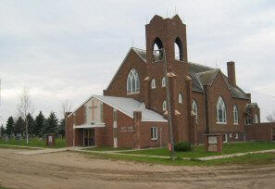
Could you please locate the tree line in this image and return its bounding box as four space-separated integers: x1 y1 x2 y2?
0 111 65 138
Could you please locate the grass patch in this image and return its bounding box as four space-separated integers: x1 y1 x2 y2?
122 142 275 158
0 137 66 148
0 185 12 189
83 150 275 166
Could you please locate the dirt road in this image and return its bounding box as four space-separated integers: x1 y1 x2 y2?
0 148 275 189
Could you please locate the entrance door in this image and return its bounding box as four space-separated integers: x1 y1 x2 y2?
83 129 95 146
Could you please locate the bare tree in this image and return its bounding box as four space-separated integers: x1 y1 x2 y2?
61 100 72 118
17 87 33 144
59 100 72 138
266 111 275 122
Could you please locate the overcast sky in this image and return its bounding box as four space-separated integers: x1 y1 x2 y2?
0 0 275 124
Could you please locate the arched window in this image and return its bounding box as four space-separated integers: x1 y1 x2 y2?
174 37 183 61
178 93 183 104
233 105 238 124
192 100 198 122
127 69 140 94
254 114 259 123
151 78 156 89
152 38 163 62
162 77 166 87
162 100 167 112
217 97 227 123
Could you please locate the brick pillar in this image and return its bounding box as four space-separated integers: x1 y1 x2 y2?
144 76 151 109
185 76 192 143
134 111 142 148
190 115 198 145
167 72 179 142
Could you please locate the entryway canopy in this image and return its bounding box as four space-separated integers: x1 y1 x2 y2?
73 123 105 129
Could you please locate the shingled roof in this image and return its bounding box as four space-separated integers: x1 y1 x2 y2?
132 47 250 100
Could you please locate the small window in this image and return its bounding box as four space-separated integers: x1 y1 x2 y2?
151 79 156 89
162 77 166 87
233 105 238 125
235 133 239 139
178 93 183 104
151 127 158 140
162 100 167 112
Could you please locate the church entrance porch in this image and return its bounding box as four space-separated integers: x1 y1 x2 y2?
82 128 95 146
73 123 105 147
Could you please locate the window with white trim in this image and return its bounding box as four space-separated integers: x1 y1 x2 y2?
151 127 158 140
161 77 166 87
178 93 183 104
235 133 239 139
162 100 167 112
151 78 156 89
127 69 140 94
192 100 198 122
233 105 238 124
217 97 227 124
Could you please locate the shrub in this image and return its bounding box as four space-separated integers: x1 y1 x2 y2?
174 142 192 152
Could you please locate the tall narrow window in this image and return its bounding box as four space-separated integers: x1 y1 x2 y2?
162 100 167 111
192 100 198 122
151 127 158 140
178 93 183 104
217 97 227 123
127 69 140 94
162 77 166 87
174 37 183 61
233 105 238 124
254 114 259 123
152 38 163 62
151 78 156 89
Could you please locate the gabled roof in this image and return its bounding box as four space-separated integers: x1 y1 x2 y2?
132 48 250 100
70 95 167 123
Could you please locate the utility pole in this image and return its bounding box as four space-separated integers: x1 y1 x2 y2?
162 48 176 159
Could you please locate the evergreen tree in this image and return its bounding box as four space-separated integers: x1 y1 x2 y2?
26 113 35 137
6 116 15 137
44 112 58 135
14 117 25 136
0 125 5 137
58 118 65 137
34 111 45 137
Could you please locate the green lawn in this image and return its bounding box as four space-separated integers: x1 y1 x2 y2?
87 146 131 151
121 142 275 158
0 137 66 148
80 142 275 166
83 150 275 166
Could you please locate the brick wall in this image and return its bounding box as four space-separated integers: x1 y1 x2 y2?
245 122 275 141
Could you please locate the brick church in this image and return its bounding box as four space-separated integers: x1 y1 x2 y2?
65 15 262 148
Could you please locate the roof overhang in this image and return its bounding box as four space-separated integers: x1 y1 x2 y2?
73 123 105 129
